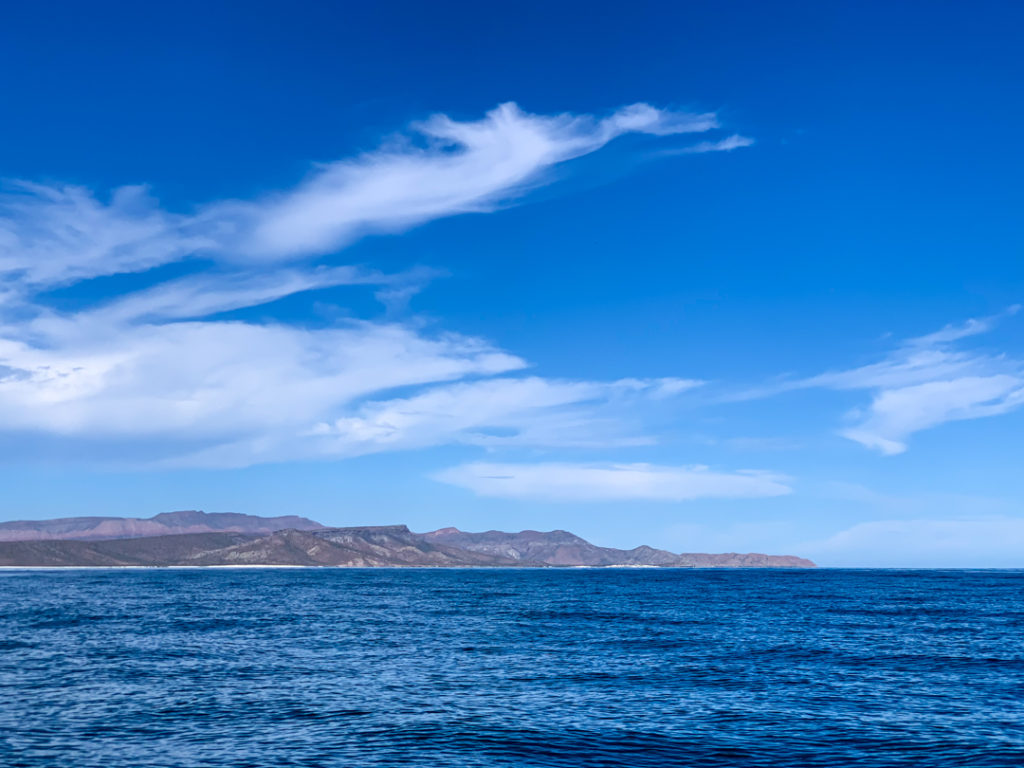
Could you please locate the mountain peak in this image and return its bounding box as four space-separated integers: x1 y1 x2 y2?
0 511 325 542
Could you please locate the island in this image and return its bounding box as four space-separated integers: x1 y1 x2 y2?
0 511 815 568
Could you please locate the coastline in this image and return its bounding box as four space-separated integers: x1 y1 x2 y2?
0 564 821 571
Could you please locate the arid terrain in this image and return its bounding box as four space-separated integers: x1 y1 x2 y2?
0 511 814 568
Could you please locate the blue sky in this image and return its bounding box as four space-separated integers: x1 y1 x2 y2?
1 1 1023 566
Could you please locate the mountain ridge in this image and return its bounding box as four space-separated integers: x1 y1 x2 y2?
422 527 815 568
0 510 324 542
0 516 815 568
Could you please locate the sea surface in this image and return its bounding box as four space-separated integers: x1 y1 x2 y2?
2 568 1023 767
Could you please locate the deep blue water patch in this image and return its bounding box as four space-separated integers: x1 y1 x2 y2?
1 568 1023 767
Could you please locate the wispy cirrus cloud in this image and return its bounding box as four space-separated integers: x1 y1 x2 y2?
0 183 207 289
220 103 720 260
0 313 707 467
823 310 1023 455
315 376 702 451
840 375 1024 455
0 102 720 290
84 265 393 324
433 461 793 502
664 134 755 155
169 376 703 467
739 308 1024 455
0 102 737 467
0 321 525 441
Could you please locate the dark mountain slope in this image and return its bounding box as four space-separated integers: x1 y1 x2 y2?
0 527 528 567
0 532 257 567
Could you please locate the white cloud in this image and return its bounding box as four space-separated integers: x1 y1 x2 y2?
841 375 1024 455
225 103 719 260
164 375 703 468
806 516 1024 567
0 321 524 441
0 183 208 288
744 309 1024 455
0 102 736 467
309 376 702 454
0 102 720 289
905 305 1019 346
87 265 391 324
667 134 755 154
613 376 704 398
433 461 792 502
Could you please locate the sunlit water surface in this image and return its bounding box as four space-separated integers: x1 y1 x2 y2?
2 568 1023 767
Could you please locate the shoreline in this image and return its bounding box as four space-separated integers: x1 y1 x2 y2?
0 564 823 571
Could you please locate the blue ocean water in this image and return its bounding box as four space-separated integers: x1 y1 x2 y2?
2 568 1023 767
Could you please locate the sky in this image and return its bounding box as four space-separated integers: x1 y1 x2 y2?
1 1 1023 567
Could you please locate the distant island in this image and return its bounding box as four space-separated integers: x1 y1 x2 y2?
0 510 815 568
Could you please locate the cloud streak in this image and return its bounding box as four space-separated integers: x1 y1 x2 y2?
664 134 755 154
0 183 207 289
741 309 1024 455
434 461 793 501
0 102 733 468
0 102 719 290
0 321 525 441
226 103 720 260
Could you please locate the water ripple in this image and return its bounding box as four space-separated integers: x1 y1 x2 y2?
1 568 1023 766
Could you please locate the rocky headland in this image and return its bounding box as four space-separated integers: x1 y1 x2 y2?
0 511 815 568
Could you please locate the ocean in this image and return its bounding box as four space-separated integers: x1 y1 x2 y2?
2 568 1022 767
